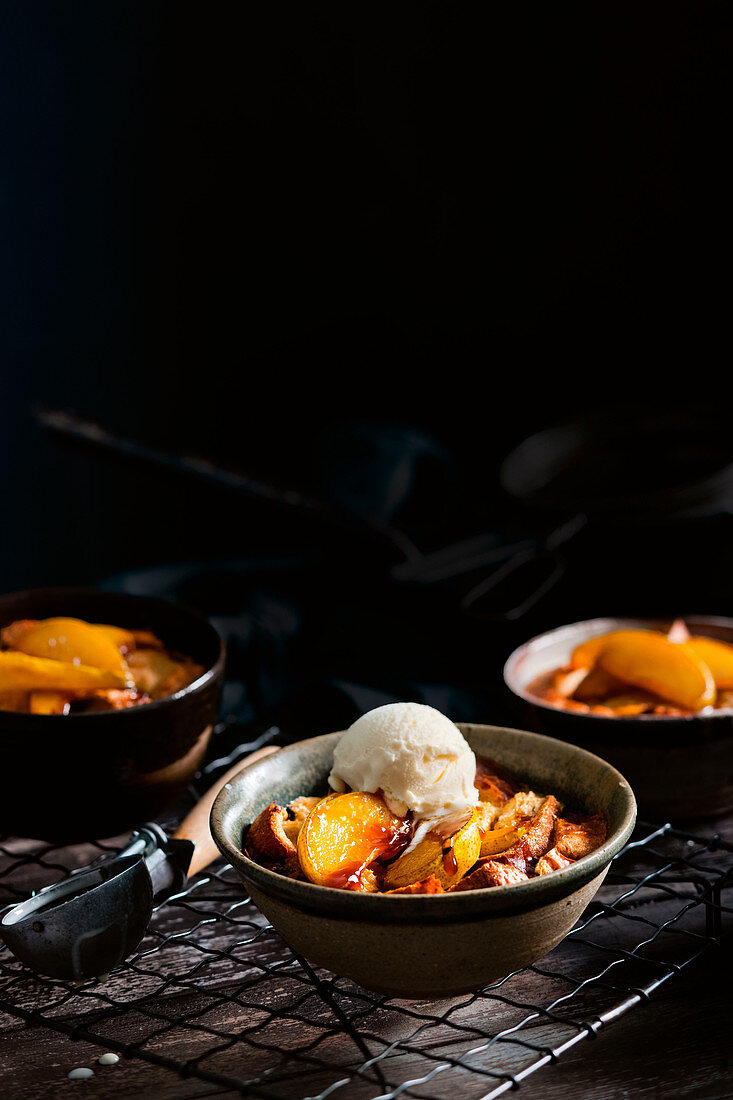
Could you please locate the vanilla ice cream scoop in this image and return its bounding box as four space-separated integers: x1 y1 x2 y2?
328 702 478 819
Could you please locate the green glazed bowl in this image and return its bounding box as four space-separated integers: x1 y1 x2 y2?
211 723 636 998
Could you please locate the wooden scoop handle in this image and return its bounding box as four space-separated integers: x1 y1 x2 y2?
174 745 279 877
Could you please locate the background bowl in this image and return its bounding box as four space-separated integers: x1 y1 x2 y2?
211 723 636 998
503 616 733 821
0 586 225 840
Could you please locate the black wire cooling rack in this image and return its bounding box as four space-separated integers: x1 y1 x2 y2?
0 797 731 1098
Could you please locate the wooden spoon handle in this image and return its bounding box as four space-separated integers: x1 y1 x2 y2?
174 745 279 877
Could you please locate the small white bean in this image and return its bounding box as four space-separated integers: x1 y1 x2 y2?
68 1068 94 1079
98 1053 120 1066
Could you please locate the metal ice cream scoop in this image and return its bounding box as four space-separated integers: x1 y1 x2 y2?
1 746 278 981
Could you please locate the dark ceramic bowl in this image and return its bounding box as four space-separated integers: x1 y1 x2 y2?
0 587 225 840
504 616 733 821
211 724 636 998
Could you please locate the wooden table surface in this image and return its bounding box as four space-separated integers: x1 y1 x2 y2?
1 812 731 1100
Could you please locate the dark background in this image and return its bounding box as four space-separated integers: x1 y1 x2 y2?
2 2 732 726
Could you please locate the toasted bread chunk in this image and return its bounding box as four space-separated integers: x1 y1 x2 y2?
282 796 320 846
554 812 606 860
288 795 320 821
475 799 501 837
477 789 548 860
535 848 574 875
494 791 545 830
247 802 297 861
499 795 562 870
386 874 445 894
452 859 529 890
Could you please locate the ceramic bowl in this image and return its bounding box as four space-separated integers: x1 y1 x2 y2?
211 723 636 998
0 587 225 840
504 616 733 821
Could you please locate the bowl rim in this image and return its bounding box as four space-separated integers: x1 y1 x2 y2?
211 723 637 919
503 614 733 723
0 585 226 718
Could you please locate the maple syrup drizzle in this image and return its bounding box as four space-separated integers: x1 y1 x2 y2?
378 813 414 863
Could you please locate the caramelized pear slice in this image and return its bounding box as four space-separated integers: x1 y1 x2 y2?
0 651 127 693
570 628 661 671
297 792 404 890
572 664 628 701
685 636 733 689
12 617 129 676
93 623 136 651
598 632 715 710
381 810 481 891
480 822 528 858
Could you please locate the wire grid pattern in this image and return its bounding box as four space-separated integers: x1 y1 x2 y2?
0 820 731 1099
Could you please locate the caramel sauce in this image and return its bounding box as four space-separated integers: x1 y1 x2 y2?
442 840 458 876
420 809 473 879
377 814 414 864
325 863 372 891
